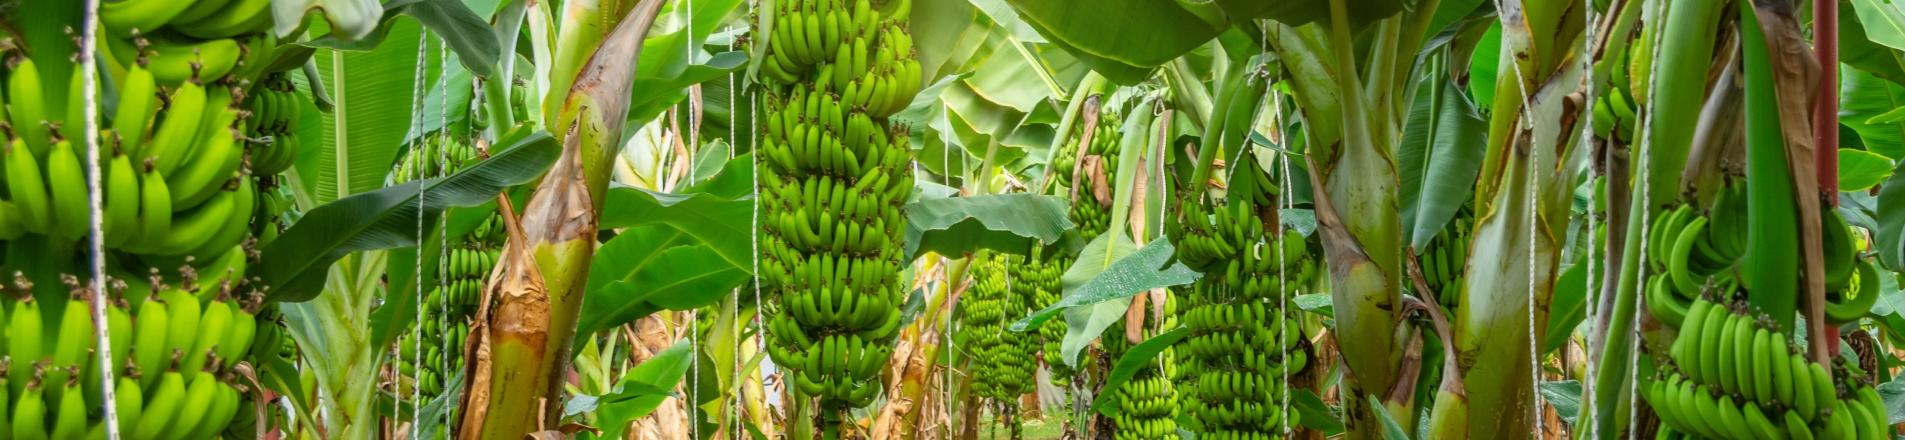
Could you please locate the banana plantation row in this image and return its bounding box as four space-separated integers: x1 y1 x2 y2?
0 0 1900 439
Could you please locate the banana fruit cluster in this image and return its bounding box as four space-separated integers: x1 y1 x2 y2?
99 0 284 86
756 0 920 410
391 138 492 401
0 272 258 440
760 0 922 118
1112 375 1181 440
242 74 310 175
1169 152 1312 439
1010 251 1069 386
958 254 1041 402
1415 213 1471 308
393 136 484 184
1643 185 1748 328
1052 106 1122 240
399 246 493 398
1646 297 1889 440
1100 294 1181 440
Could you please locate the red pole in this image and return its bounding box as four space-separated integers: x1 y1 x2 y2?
1815 0 1841 354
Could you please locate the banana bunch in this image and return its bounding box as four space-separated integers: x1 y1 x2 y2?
398 246 493 397
0 58 257 260
756 0 920 411
0 272 257 440
243 74 310 175
958 254 1039 402
1646 296 1890 439
1415 213 1471 308
1112 375 1181 440
393 136 482 184
98 0 288 87
1099 294 1181 440
471 80 530 132
1169 150 1311 439
760 0 922 117
1008 250 1071 386
1643 185 1747 327
1052 106 1124 240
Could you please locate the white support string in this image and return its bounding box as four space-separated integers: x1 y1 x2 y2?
747 1 766 436
407 29 431 439
1489 1 1547 435
80 1 123 437
435 30 453 435
1627 1 1668 437
684 0 701 436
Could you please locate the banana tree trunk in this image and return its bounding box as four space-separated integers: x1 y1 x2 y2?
455 2 665 438
1424 1 1584 438
1268 2 1443 435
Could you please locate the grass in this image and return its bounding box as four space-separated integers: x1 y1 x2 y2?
972 413 1069 440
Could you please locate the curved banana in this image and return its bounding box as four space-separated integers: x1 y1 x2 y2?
143 82 206 170
184 299 231 373
183 178 255 259
8 57 51 150
169 0 235 27
6 138 53 233
143 36 241 85
152 181 240 256
112 62 160 157
163 289 202 370
46 139 93 239
114 375 143 434
175 0 272 39
1667 216 1708 296
13 371 46 440
131 369 184 440
128 165 173 254
165 107 241 210
100 0 195 36
50 373 86 440
132 295 170 387
1824 259 1880 324
104 150 143 247
8 297 44 397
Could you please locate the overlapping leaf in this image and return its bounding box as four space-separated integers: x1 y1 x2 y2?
259 130 560 302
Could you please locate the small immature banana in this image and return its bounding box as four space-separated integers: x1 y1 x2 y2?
13 368 46 440
104 149 144 248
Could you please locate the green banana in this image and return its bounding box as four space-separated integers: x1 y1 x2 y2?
141 36 243 85
142 82 206 171
13 368 46 440
131 369 183 440
45 139 93 239
184 299 231 373
100 0 195 36
50 372 85 440
1824 259 1880 324
7 138 54 233
8 296 44 397
175 0 272 39
111 63 161 156
127 165 173 254
113 374 142 434
104 148 143 247
8 57 52 150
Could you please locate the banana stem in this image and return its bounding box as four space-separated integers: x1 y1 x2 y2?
1740 3 1800 330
